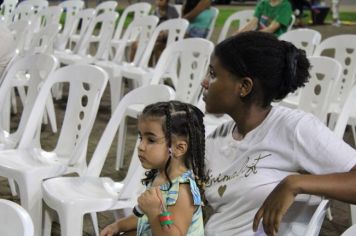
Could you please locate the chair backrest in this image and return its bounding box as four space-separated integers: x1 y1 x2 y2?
27 22 61 54
341 224 356 236
7 19 31 54
17 0 48 14
55 0 84 50
287 14 295 31
38 6 63 28
86 85 175 177
0 53 58 148
137 18 189 69
279 28 322 56
174 4 182 17
10 3 34 23
0 199 34 236
112 15 159 64
333 85 356 139
151 38 214 105
95 0 117 15
217 9 254 43
17 0 48 31
69 8 96 49
313 35 356 105
74 11 118 59
298 56 342 123
18 65 108 168
112 2 151 41
206 6 219 40
0 0 18 23
303 200 329 236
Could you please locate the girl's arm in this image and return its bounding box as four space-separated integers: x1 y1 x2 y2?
182 0 210 21
258 20 280 33
253 166 356 236
100 215 138 236
139 185 196 236
236 17 258 34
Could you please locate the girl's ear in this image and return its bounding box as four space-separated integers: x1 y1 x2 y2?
172 139 188 158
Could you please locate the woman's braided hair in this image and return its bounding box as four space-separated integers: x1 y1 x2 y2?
139 101 207 203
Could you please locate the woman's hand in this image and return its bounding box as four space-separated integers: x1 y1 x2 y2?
253 176 300 236
100 222 120 236
137 187 163 217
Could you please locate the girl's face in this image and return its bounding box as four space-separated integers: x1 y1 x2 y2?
137 118 169 170
201 55 241 114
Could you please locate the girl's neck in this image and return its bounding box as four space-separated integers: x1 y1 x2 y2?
230 105 272 140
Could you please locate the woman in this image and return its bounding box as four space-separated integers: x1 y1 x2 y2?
201 31 356 236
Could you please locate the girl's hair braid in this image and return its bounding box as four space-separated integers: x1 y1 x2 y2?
163 102 173 189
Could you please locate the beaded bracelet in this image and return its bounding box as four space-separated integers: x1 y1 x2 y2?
159 211 173 226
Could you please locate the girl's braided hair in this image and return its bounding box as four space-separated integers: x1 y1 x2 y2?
139 101 207 203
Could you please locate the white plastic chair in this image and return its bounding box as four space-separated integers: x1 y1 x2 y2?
95 15 159 110
206 6 219 40
0 53 58 197
279 28 322 57
41 85 175 236
281 56 342 120
56 11 118 65
101 18 188 112
314 35 356 145
217 9 254 43
70 0 117 44
110 2 151 58
17 0 48 33
66 8 96 52
341 224 356 236
302 200 329 236
287 14 296 31
174 4 182 17
54 0 84 51
26 22 61 55
0 0 18 24
0 64 108 236
115 38 214 169
297 56 342 123
7 19 31 55
0 199 34 236
38 6 62 28
10 3 34 23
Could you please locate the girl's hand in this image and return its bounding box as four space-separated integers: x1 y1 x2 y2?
137 187 163 217
100 222 120 236
253 176 299 236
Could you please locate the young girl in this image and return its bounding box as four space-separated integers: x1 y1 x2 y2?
100 101 206 236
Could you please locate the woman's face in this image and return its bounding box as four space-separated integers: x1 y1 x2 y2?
201 55 241 114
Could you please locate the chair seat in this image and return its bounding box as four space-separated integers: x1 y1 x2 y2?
120 66 153 85
0 149 66 177
55 51 94 65
42 176 134 213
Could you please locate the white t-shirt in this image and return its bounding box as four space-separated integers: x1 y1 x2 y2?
204 105 356 236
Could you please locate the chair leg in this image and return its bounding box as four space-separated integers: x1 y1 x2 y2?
57 208 85 236
116 117 127 170
90 212 99 236
46 96 57 133
351 125 356 147
351 205 356 224
42 205 55 236
8 178 17 196
18 177 44 236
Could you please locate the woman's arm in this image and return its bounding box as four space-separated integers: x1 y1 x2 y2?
182 0 210 21
139 185 196 236
100 215 138 236
253 166 356 236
